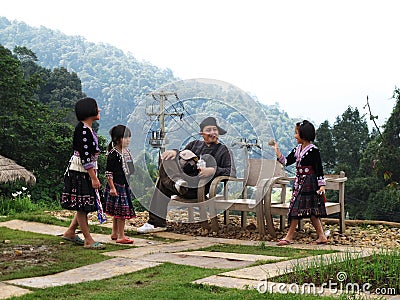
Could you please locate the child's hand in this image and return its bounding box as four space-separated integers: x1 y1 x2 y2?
198 167 215 178
269 140 281 158
110 187 118 196
91 177 101 189
317 186 325 195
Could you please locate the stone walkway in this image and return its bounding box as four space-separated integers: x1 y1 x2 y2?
0 220 397 299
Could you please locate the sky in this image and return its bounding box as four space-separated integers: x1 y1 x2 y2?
2 0 399 128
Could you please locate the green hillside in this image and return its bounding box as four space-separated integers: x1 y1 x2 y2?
0 16 296 156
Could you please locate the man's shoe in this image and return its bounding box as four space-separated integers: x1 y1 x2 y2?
174 179 188 195
136 222 166 233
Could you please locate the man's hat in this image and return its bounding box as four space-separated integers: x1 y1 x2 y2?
199 117 227 135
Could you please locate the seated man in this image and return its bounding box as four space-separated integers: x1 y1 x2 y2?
137 116 236 233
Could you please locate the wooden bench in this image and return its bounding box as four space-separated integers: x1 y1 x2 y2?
264 171 347 237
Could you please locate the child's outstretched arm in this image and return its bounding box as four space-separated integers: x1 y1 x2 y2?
269 140 283 160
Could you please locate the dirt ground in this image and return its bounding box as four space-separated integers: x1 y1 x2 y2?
0 242 58 277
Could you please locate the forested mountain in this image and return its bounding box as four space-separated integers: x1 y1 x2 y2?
0 17 175 134
0 17 295 155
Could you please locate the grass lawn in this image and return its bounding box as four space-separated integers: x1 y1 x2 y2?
0 227 132 281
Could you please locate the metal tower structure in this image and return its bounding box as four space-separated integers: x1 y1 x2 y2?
146 91 183 153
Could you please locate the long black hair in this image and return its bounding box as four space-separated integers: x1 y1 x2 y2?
107 125 132 152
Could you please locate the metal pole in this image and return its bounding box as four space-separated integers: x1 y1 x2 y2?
159 92 165 153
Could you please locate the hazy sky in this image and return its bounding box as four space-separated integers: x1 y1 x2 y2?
2 0 399 128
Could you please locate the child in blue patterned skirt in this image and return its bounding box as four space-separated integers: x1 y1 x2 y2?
103 125 136 244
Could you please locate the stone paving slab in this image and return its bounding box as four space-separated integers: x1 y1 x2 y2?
0 220 161 247
4 258 160 288
193 275 260 290
173 251 285 262
0 282 32 299
141 252 254 269
154 232 263 246
103 239 219 258
150 231 197 241
1 220 69 236
89 233 160 247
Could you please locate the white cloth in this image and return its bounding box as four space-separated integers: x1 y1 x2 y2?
68 155 97 173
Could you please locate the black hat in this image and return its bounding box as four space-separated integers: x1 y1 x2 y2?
199 117 227 135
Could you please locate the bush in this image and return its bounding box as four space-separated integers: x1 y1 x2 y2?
0 186 39 215
365 187 400 222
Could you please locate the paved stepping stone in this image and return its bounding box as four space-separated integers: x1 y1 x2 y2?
103 239 219 258
1 220 69 236
0 282 32 299
173 251 285 262
150 231 197 241
136 251 285 270
4 258 160 288
193 275 260 290
219 251 372 281
141 252 254 269
154 232 264 246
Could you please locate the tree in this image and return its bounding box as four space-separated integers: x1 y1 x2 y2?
332 107 369 178
0 44 89 201
315 121 336 173
377 89 400 185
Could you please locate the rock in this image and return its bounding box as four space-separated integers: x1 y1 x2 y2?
246 223 257 231
4 240 11 244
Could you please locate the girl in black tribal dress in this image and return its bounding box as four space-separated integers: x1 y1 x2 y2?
61 97 105 249
103 125 136 244
273 120 328 246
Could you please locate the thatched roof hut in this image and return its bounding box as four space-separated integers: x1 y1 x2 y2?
0 155 36 185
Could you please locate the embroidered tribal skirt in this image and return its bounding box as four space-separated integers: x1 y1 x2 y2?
288 173 327 220
104 182 136 219
61 170 97 212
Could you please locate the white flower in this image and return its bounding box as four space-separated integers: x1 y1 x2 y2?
22 187 27 191
27 195 31 198
12 193 18 197
17 191 22 195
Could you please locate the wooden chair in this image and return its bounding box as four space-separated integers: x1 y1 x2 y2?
167 177 232 231
207 158 288 237
264 171 347 237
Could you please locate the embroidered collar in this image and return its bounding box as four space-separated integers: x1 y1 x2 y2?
295 144 316 163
